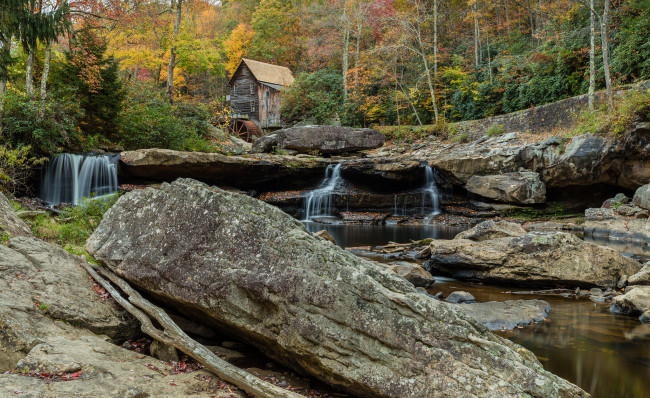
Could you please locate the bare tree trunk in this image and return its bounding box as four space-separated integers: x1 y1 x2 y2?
588 0 596 110
26 48 35 98
433 0 438 79
601 0 613 111
342 0 350 102
0 36 9 131
396 79 423 127
354 16 362 87
40 39 52 101
166 0 183 103
474 1 480 68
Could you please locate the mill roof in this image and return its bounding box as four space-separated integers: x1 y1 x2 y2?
230 58 295 87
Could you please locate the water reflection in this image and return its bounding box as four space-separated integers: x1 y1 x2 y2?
303 222 464 248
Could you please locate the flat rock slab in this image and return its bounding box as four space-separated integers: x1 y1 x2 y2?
455 300 551 331
87 179 587 398
0 237 138 371
0 335 246 397
120 148 329 190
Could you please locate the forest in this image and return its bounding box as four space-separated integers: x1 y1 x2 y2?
0 0 649 158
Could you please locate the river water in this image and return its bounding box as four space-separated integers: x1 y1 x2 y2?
304 222 650 398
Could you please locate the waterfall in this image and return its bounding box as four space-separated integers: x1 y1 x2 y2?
40 153 119 206
421 166 441 216
303 163 343 221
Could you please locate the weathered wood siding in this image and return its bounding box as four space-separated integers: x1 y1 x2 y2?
258 84 282 126
229 64 259 121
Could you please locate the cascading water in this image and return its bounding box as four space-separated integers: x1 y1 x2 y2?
421 165 441 216
303 163 343 221
40 153 119 206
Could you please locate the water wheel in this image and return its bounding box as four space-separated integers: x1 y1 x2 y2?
229 119 259 142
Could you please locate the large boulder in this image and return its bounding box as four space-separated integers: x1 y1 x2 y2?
273 125 384 155
628 263 650 285
610 286 650 317
455 220 527 241
633 183 650 210
0 237 138 371
0 192 33 238
465 172 546 204
424 222 641 288
86 179 586 398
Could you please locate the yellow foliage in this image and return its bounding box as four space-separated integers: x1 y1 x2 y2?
224 23 255 75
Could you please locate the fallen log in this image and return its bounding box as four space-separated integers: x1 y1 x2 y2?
79 257 304 398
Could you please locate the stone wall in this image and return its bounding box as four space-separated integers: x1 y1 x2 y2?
453 80 650 140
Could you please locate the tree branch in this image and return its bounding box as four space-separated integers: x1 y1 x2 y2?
79 258 305 398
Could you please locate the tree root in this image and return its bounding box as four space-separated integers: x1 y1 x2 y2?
80 257 304 398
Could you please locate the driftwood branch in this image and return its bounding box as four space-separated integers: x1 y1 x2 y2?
80 258 304 398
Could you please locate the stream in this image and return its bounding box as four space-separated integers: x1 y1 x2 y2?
304 222 650 398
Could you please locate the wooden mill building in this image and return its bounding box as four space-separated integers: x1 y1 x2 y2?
228 58 294 141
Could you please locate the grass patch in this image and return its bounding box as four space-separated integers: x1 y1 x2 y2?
375 122 455 142
0 231 10 244
486 124 506 136
570 89 650 137
30 193 120 248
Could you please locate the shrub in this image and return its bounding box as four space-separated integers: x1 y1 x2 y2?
31 193 120 248
570 89 650 137
281 69 343 125
451 132 469 143
117 85 216 151
1 90 83 156
486 124 506 136
0 146 47 195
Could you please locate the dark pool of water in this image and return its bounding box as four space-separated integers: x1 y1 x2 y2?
303 222 465 248
304 222 650 398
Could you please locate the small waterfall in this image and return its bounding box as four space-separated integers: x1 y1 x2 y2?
41 153 119 206
421 166 441 216
303 163 343 221
393 195 399 216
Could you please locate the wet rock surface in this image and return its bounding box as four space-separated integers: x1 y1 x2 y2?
610 286 650 318
424 221 641 288
465 172 546 204
0 192 33 238
454 300 551 331
86 179 587 398
445 291 476 304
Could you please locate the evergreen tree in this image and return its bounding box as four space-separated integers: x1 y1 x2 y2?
53 28 125 139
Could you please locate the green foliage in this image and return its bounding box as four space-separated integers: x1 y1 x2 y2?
117 85 216 151
611 0 650 83
486 124 506 137
451 132 469 143
570 89 650 137
1 91 83 156
0 145 46 195
281 69 343 125
31 193 120 248
0 231 10 244
50 27 125 140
